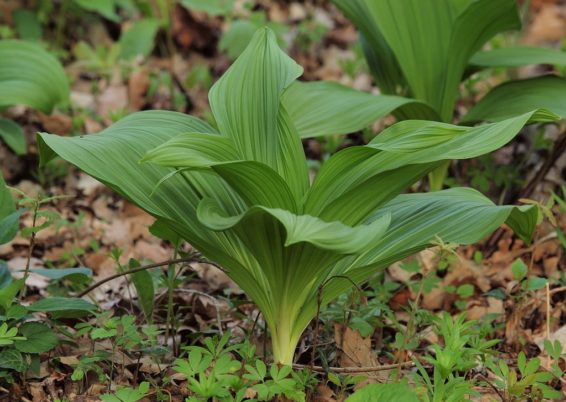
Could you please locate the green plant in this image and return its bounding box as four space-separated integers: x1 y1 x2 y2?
100 381 150 402
332 0 566 123
0 39 69 156
412 314 498 402
487 352 562 400
310 0 566 189
38 28 552 365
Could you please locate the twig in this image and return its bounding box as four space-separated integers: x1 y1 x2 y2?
77 257 195 297
20 201 39 300
545 282 551 340
311 275 364 368
172 288 224 335
521 130 566 200
475 373 506 401
293 361 416 373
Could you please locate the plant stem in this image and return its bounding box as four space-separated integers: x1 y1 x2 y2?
77 256 225 297
19 200 39 300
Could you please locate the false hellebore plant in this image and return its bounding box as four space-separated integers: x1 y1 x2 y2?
39 29 557 365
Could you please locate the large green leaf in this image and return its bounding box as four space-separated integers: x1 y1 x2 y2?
305 110 556 224
282 81 438 138
0 40 69 113
332 0 406 96
209 28 308 201
335 0 521 121
463 76 566 123
143 134 298 211
470 47 566 68
38 111 251 272
198 198 390 254
317 187 538 307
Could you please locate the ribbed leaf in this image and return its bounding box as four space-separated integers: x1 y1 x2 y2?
0 40 69 113
141 132 240 167
306 110 556 224
441 0 520 119
143 133 297 211
209 28 308 200
282 81 438 138
470 47 566 68
463 76 566 123
38 111 250 270
198 198 390 254
331 0 406 95
319 188 538 304
336 0 520 121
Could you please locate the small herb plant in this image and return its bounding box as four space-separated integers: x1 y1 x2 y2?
39 27 553 365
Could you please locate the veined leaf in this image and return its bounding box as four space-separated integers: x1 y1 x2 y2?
143 135 298 211
463 76 566 123
335 0 520 121
318 188 537 306
209 28 308 201
306 110 557 224
0 40 69 113
332 0 406 96
198 198 390 254
282 81 438 138
470 47 566 68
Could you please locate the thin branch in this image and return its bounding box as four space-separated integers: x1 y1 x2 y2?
293 361 416 373
79 257 192 297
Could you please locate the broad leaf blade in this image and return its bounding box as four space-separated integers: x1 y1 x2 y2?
198 198 390 254
282 81 438 138
38 111 251 272
463 76 566 123
208 27 308 201
0 40 69 113
331 0 406 95
306 111 556 224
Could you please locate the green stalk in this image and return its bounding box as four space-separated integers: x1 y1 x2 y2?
270 306 303 365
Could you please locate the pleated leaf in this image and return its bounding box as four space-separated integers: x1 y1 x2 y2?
198 198 390 254
208 28 308 201
306 110 557 224
0 40 69 113
319 188 538 305
38 111 251 271
331 0 406 95
143 133 297 211
282 81 438 138
463 76 566 123
335 0 520 121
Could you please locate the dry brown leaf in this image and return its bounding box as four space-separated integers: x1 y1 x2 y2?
128 68 150 111
525 4 566 44
39 111 73 135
